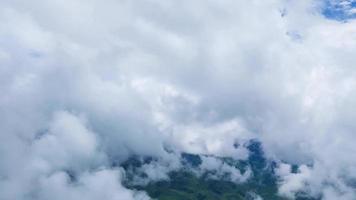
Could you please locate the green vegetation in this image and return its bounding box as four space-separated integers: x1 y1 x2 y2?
135 170 284 200
123 141 319 200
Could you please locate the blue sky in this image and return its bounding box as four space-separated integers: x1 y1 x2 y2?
323 0 356 21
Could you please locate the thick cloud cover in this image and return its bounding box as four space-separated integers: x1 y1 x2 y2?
1 0 356 199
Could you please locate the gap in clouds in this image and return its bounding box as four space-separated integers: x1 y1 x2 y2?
322 0 356 21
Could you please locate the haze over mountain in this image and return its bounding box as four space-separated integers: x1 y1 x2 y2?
1 0 356 199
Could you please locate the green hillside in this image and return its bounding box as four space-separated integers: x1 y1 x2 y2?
122 141 319 200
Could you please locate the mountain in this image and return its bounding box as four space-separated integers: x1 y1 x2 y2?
121 140 318 200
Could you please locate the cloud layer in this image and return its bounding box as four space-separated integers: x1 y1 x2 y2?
1 0 356 199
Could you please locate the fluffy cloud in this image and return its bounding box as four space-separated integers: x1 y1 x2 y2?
276 163 313 198
1 0 356 199
197 156 251 183
37 169 150 200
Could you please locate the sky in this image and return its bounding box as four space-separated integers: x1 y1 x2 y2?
0 0 356 199
323 0 356 20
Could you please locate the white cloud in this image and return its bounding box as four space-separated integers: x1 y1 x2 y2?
197 156 251 183
33 111 105 171
37 169 150 200
1 0 356 199
276 163 312 198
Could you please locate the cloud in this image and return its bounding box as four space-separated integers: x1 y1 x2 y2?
37 169 150 200
1 0 356 199
197 156 251 183
276 163 313 198
123 155 182 186
32 111 105 171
